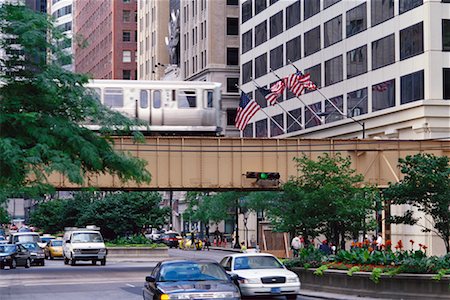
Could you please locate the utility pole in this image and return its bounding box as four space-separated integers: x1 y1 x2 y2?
233 198 240 249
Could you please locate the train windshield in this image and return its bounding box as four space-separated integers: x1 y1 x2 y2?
178 90 196 108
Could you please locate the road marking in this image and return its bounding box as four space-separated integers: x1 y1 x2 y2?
126 284 135 288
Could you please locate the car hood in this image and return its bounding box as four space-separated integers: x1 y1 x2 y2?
68 242 105 249
158 280 237 294
0 252 15 257
232 268 297 278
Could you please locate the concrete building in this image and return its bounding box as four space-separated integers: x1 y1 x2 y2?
239 0 450 255
73 0 137 79
48 0 73 71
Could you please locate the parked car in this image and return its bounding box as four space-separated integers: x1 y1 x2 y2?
160 232 182 248
0 244 31 269
44 239 63 259
20 242 45 266
219 253 300 299
145 229 165 243
143 259 240 300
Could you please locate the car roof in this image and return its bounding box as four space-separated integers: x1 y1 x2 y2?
12 232 39 236
160 259 217 266
225 253 277 258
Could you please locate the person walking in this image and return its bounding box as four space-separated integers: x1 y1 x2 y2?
240 241 247 253
291 235 302 258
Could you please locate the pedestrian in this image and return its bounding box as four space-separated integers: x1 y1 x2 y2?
190 231 195 249
240 241 247 253
319 240 332 255
204 236 211 251
291 235 301 258
376 233 383 250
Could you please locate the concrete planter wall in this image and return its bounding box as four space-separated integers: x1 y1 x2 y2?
291 268 450 300
107 247 168 261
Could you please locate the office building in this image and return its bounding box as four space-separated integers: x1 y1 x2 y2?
48 0 73 71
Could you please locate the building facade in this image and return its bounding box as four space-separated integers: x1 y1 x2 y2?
239 0 450 255
48 0 73 71
240 0 450 140
73 0 137 79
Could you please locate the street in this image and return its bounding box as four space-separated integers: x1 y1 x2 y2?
0 249 319 300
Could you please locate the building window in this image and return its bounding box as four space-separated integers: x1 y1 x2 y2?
227 109 237 126
305 64 321 90
270 45 283 71
371 0 394 27
372 34 395 70
243 123 253 137
122 50 131 63
270 114 284 137
304 26 321 57
324 95 344 123
305 102 322 128
347 45 367 79
304 0 320 20
123 0 130 3
444 68 450 99
270 0 279 4
372 79 395 111
400 22 423 60
287 108 301 133
256 119 268 137
227 18 239 35
242 29 253 53
242 61 252 84
286 0 300 29
443 20 450 51
286 35 301 63
255 0 267 15
123 70 131 80
226 78 239 93
325 55 343 86
122 31 131 42
399 0 423 14
123 10 131 22
347 88 368 117
227 0 238 5
401 70 424 104
346 3 366 38
255 88 266 108
242 0 252 23
324 15 342 48
270 11 283 39
255 53 267 78
255 21 267 46
227 48 239 66
324 0 340 9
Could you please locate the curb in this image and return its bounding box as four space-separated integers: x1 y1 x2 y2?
298 290 389 300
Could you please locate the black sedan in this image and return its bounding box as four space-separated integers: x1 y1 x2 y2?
143 259 240 300
0 244 32 269
19 242 45 266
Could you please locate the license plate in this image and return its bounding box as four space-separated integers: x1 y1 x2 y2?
271 287 281 294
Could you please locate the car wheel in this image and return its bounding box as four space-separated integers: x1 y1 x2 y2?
64 257 69 265
100 258 106 266
70 259 76 266
10 259 16 269
91 260 96 265
286 295 297 300
25 258 31 269
41 260 45 266
50 255 54 260
0 264 4 269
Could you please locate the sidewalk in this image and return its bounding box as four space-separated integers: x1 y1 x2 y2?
299 289 392 300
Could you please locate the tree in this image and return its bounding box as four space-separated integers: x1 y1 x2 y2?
0 4 150 201
0 207 10 224
384 154 450 253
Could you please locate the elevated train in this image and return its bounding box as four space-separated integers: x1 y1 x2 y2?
86 80 223 135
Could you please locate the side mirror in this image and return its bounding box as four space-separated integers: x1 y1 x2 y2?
145 276 156 283
224 266 231 272
229 273 239 281
65 240 71 244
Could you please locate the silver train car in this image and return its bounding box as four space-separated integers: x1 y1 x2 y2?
86 80 223 135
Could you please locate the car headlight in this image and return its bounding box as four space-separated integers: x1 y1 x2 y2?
238 277 260 284
286 276 300 283
5 256 11 260
31 252 37 256
161 292 240 299
73 249 81 253
99 248 107 253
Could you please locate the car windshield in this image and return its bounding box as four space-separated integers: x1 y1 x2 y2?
234 256 284 270
72 232 103 243
51 240 63 246
15 235 41 243
0 245 16 253
159 262 229 282
21 243 39 250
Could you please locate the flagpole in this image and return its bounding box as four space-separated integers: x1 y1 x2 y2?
269 68 324 125
251 78 304 130
287 60 366 138
235 84 286 134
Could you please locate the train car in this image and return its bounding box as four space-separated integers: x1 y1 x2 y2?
85 80 223 135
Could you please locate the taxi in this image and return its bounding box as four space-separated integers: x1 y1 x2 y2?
44 239 63 259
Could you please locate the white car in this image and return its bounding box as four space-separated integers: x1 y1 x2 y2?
220 253 300 299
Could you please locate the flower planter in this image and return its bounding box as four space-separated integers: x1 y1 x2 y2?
290 267 450 300
106 246 169 261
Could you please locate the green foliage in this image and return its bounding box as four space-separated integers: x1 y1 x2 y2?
313 265 329 276
432 269 449 281
0 207 10 224
29 192 169 240
0 4 150 202
347 266 360 276
283 246 326 269
107 234 165 247
370 268 383 283
384 154 450 253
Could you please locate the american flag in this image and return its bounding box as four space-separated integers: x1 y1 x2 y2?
235 92 261 131
286 72 316 96
257 86 279 106
270 80 286 96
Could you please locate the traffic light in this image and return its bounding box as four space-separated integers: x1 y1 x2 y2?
246 172 280 180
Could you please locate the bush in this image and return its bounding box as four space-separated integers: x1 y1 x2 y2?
283 246 326 268
107 234 165 247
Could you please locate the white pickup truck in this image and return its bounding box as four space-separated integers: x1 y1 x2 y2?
63 226 107 266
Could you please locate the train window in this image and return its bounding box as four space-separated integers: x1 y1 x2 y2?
104 88 124 107
178 90 196 108
153 90 161 108
140 90 148 108
205 90 214 108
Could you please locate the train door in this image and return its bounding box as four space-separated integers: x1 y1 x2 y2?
138 90 150 123
202 89 215 126
151 90 163 125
